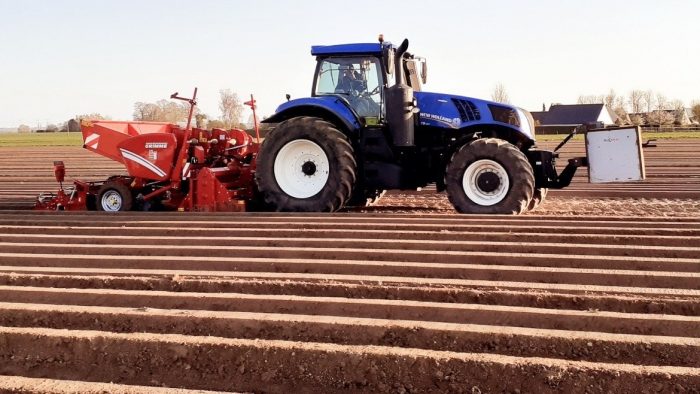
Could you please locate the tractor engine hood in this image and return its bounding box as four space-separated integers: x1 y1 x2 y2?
415 91 536 141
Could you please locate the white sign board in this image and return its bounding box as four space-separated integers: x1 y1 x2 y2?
585 127 645 183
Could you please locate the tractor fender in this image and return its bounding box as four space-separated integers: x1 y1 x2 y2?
263 97 361 135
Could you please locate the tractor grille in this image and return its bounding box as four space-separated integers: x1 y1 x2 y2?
452 99 481 123
489 104 520 127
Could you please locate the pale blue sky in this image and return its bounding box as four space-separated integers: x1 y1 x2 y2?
1 0 698 127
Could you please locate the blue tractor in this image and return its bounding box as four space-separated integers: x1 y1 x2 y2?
256 37 582 214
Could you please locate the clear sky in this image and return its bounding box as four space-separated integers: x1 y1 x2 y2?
1 0 698 128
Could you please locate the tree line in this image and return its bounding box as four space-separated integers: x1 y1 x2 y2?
576 89 699 126
17 89 248 133
490 83 700 126
133 89 245 129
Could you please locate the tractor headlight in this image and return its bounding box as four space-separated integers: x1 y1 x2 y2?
516 108 535 140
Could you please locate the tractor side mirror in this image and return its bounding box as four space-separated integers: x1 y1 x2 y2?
421 59 428 84
384 48 394 75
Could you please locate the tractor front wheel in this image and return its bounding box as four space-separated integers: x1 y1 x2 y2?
255 116 356 212
96 181 134 212
446 138 534 214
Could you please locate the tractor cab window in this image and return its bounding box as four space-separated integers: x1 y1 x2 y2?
315 57 382 119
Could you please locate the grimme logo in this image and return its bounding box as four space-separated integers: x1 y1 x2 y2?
145 142 168 149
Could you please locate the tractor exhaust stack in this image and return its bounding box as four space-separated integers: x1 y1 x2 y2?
385 39 415 147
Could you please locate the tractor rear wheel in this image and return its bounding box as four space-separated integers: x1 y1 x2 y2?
255 116 356 212
528 187 548 211
446 138 534 214
96 181 133 212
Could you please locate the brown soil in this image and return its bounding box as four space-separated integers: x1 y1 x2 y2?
0 141 698 392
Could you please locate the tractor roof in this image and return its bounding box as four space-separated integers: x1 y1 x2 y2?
311 42 390 56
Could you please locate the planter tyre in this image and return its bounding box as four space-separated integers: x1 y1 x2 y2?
446 138 534 214
255 116 357 212
96 181 133 212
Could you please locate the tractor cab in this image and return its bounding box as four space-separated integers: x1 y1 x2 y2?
314 56 384 119
310 38 427 127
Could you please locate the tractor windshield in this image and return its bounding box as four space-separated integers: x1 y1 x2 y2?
315 57 382 119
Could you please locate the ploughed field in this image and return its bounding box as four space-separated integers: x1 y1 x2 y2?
0 139 699 392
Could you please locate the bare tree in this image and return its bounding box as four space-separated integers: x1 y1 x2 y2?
691 101 700 123
161 100 191 123
612 96 628 124
629 114 646 126
576 95 604 104
604 89 617 109
641 90 655 113
195 114 208 129
17 124 31 133
655 93 669 111
628 90 644 113
75 113 107 121
669 99 684 112
668 99 686 125
490 83 510 104
219 89 244 129
133 102 162 121
207 119 226 129
133 101 192 123
646 110 674 125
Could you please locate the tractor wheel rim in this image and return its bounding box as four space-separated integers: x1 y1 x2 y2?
101 190 123 212
273 139 329 198
462 159 509 206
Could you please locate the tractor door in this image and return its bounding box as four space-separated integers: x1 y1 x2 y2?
314 56 384 124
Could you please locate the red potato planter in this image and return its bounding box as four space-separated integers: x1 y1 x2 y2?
35 90 259 212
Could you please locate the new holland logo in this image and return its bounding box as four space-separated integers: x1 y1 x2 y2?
145 142 168 149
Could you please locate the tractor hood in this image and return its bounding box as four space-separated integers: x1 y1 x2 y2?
415 91 535 141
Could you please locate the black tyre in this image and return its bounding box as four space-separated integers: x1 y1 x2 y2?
445 138 534 214
527 187 548 211
345 188 386 207
96 181 134 212
255 116 357 212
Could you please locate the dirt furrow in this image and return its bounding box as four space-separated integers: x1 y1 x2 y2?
1 286 699 337
0 272 698 315
2 233 699 259
2 224 699 246
0 375 221 394
0 302 699 368
2 327 700 393
1 251 698 289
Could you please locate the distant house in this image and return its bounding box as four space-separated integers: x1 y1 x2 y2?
685 108 698 125
672 109 691 125
531 103 616 134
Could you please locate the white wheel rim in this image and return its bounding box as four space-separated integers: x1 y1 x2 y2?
462 159 509 206
101 190 123 212
273 139 329 198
